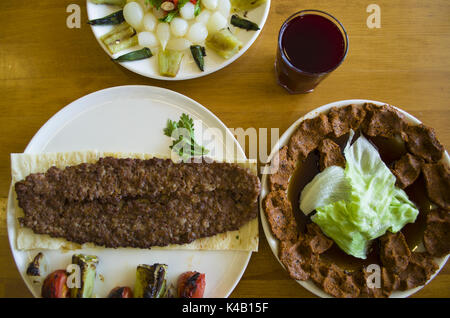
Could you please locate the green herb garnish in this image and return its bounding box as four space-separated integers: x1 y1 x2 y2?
163 113 209 159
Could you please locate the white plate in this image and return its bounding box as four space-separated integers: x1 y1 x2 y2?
259 99 450 298
86 1 271 80
7 85 253 298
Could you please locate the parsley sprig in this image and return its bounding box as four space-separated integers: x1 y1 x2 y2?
163 113 209 159
146 0 202 23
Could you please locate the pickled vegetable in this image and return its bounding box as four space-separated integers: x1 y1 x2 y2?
206 11 227 33
41 270 69 298
114 47 153 62
88 10 125 25
91 0 127 6
230 0 266 11
206 28 242 59
70 254 99 298
134 264 168 298
187 22 208 44
100 23 138 54
190 45 206 71
158 49 184 77
230 14 260 31
123 1 144 29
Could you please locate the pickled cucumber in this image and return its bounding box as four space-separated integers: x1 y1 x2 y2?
206 29 243 59
158 49 184 77
100 23 138 54
91 0 126 6
230 0 267 11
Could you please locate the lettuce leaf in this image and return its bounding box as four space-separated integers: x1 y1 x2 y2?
299 165 351 215
308 133 419 259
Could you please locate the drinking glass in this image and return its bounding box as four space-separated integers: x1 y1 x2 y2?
275 10 349 94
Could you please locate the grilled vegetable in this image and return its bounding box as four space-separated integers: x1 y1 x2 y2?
177 271 206 298
114 47 153 62
26 252 47 280
230 0 266 11
88 10 125 25
158 49 184 77
230 14 260 31
163 113 209 159
70 254 99 298
100 23 138 54
206 28 242 59
190 45 206 71
134 264 168 298
41 270 69 298
90 0 126 6
108 286 133 298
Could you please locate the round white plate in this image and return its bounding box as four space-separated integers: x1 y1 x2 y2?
86 1 271 81
7 85 253 298
259 99 449 298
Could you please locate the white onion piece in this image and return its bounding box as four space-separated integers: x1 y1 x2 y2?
217 0 231 18
180 2 195 20
170 18 188 37
207 11 227 34
123 2 144 30
166 38 192 51
156 23 171 50
203 0 218 11
196 10 211 25
128 0 148 10
187 22 208 44
138 31 158 48
143 13 157 32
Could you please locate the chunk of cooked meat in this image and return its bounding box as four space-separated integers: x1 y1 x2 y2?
390 153 423 189
288 113 332 160
403 124 444 163
318 138 346 171
328 104 367 138
398 252 438 290
268 145 296 191
424 209 450 257
422 162 450 210
379 232 411 274
279 240 311 281
363 104 406 138
263 190 298 243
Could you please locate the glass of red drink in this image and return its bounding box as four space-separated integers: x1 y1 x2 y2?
275 10 349 94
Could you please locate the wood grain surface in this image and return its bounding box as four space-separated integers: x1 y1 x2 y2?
0 0 449 298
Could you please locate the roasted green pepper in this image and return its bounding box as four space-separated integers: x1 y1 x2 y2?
88 10 125 25
230 14 260 31
114 47 153 62
134 264 168 298
70 254 99 298
190 45 206 71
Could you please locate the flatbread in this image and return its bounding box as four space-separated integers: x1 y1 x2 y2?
11 151 259 252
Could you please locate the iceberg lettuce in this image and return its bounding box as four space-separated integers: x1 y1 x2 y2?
303 132 419 259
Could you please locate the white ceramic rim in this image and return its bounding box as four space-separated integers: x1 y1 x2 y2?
7 85 253 298
86 0 271 81
259 99 450 298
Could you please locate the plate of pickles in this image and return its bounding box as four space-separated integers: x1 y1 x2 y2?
87 0 270 80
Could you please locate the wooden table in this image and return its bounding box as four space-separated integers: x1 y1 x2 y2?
0 0 449 298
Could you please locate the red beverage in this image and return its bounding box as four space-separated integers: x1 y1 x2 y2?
276 10 348 94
